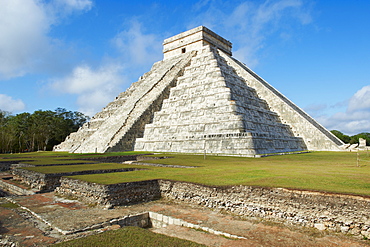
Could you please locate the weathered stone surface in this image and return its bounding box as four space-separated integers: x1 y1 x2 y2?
135 46 308 155
163 26 232 59
55 26 343 155
0 173 36 195
11 168 142 191
55 178 162 207
359 138 367 150
54 178 370 238
218 52 344 151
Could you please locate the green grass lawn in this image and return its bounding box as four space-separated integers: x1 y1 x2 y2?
53 226 205 247
71 151 370 196
0 151 151 165
22 163 143 174
2 151 370 196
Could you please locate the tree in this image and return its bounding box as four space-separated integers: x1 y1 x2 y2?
55 108 89 129
6 112 32 152
350 133 370 146
0 110 13 153
330 130 351 144
31 110 59 151
0 108 89 153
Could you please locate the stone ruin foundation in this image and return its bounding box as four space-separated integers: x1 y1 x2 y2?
1 161 369 239
55 177 370 238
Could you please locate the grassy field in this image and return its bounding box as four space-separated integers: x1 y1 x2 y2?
1 151 370 196
22 163 142 174
0 151 151 165
54 226 205 247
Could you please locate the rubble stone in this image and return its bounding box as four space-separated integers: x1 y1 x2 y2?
54 178 370 238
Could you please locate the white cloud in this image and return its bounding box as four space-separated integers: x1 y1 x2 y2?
0 0 49 78
51 0 93 17
48 19 164 116
47 19 164 117
348 85 370 112
55 0 93 12
317 85 370 135
0 94 25 112
0 0 93 79
50 63 125 116
232 0 311 66
112 20 162 66
189 0 312 67
76 90 116 117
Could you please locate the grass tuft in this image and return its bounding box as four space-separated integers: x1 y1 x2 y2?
0 202 19 209
53 226 205 247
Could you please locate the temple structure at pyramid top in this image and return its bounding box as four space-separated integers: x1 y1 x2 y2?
54 26 344 156
163 26 232 59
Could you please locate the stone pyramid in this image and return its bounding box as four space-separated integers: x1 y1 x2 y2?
54 26 343 156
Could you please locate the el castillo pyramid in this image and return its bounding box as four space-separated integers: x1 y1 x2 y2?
54 26 343 156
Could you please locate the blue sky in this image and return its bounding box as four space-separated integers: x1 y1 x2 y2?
0 0 369 135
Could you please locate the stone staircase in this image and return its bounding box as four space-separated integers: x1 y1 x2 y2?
55 52 196 153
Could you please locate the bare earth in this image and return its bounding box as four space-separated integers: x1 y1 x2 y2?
1 190 369 247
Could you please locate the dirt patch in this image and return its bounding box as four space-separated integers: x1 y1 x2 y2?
1 193 369 246
146 201 369 247
0 173 32 190
0 198 57 246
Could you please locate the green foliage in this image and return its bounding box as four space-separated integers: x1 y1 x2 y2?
54 226 205 247
330 130 351 143
331 130 370 145
0 108 89 153
350 133 370 146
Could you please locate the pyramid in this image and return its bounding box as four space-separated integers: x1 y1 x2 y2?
54 26 343 156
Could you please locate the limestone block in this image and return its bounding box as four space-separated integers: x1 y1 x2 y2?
173 218 181 226
314 223 326 231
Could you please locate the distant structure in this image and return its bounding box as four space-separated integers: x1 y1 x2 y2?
359 138 367 150
54 26 343 156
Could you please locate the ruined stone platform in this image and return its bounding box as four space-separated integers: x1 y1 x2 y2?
1 191 368 247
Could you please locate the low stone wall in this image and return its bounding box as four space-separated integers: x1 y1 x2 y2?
61 212 151 235
149 211 245 239
0 161 34 171
11 168 142 191
0 178 35 196
56 178 161 207
59 212 151 235
12 168 59 191
55 178 370 238
159 180 370 238
0 161 13 171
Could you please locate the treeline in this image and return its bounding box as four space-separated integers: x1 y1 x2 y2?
1 108 367 153
331 130 370 146
0 108 89 153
